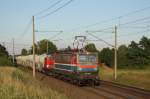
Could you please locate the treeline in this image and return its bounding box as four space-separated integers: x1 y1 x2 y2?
85 36 150 69
0 44 13 66
21 39 57 55
21 36 150 69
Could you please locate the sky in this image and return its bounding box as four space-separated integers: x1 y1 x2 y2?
0 0 150 54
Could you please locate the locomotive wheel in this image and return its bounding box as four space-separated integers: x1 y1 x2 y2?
90 81 95 87
95 81 100 86
72 79 78 85
77 80 83 87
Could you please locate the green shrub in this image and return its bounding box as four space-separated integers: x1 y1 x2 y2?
0 57 13 66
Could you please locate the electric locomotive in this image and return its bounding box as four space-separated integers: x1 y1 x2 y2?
51 49 100 86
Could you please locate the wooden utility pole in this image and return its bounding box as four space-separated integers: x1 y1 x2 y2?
32 16 35 78
47 41 48 54
12 38 15 65
114 25 117 80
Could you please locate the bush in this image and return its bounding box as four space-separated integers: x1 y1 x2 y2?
0 57 13 66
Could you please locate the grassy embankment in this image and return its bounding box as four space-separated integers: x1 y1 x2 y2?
99 66 150 90
0 66 68 99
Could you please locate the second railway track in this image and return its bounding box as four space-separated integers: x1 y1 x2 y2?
84 80 150 99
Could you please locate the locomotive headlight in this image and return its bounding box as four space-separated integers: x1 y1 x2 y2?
94 68 97 71
86 52 89 54
78 67 82 71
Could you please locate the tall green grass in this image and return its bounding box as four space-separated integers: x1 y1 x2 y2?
0 67 68 99
99 66 150 90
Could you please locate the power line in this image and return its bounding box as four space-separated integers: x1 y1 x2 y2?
120 26 149 29
35 30 63 39
86 30 112 33
35 30 63 33
86 16 150 34
119 6 150 18
0 41 31 45
99 26 150 40
118 29 150 38
49 31 63 40
34 0 64 16
119 16 150 26
86 32 114 47
68 5 150 31
69 18 117 32
86 39 100 42
18 19 32 39
37 0 74 19
85 17 150 41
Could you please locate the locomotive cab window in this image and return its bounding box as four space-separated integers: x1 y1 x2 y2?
79 54 97 64
79 55 87 62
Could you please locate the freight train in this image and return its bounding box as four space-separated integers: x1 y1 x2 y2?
16 49 100 86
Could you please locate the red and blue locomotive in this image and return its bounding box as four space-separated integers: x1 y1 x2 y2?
43 49 100 86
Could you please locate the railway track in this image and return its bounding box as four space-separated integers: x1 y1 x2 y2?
82 80 150 99
18 66 150 99
83 87 125 99
100 80 150 98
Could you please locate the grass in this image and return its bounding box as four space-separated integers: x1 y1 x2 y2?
0 66 68 99
99 66 150 90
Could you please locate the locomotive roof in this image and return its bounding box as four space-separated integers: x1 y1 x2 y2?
55 49 97 54
54 48 98 55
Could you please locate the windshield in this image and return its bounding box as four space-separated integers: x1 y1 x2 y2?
79 54 97 63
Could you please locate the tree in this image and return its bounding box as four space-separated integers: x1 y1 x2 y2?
67 46 71 50
28 43 38 54
28 39 57 55
139 36 150 60
85 43 97 52
21 48 28 55
99 48 114 67
0 44 9 57
64 46 72 51
139 36 150 66
127 41 148 68
117 45 128 68
0 44 12 66
37 39 57 54
98 36 150 69
139 36 150 51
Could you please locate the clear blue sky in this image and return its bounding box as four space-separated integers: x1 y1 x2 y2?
0 0 150 54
